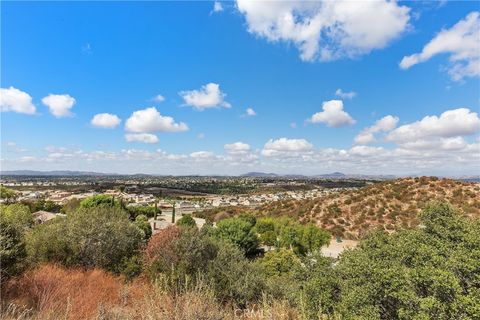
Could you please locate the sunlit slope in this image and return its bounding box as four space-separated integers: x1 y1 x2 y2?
257 177 480 239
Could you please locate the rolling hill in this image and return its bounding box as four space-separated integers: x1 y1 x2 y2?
254 177 480 239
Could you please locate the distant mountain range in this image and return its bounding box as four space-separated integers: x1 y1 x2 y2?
0 170 116 176
240 172 281 177
241 171 396 180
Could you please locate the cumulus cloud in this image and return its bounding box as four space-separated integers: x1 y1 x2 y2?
224 142 251 155
309 100 356 127
125 133 159 144
349 145 384 156
400 11 480 81
91 113 121 129
262 138 313 157
42 94 76 118
0 87 36 114
236 0 410 61
387 108 480 144
190 151 215 160
354 132 376 145
354 115 399 145
397 137 469 151
125 107 188 133
223 142 258 164
180 83 231 110
335 89 356 99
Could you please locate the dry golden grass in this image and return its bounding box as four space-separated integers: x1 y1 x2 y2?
2 264 122 320
1 265 299 320
257 177 480 239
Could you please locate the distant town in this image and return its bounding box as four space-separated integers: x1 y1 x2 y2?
0 172 374 212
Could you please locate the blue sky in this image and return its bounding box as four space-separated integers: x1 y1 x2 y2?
1 1 479 175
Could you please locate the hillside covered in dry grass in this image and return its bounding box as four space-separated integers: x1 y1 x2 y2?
255 177 479 239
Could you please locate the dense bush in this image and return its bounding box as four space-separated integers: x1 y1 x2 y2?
79 194 122 209
0 204 32 280
26 206 143 274
206 241 264 305
333 202 480 319
214 217 259 255
134 214 152 240
176 214 197 228
126 205 157 219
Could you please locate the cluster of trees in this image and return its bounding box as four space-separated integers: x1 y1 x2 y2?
1 193 479 319
1 194 155 278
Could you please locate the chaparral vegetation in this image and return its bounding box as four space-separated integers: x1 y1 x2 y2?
1 181 479 319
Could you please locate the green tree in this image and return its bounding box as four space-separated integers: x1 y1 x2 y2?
214 217 259 255
135 214 152 240
207 241 264 306
259 248 301 277
0 220 26 279
176 214 197 228
254 217 275 234
79 194 122 209
0 204 32 279
0 186 17 204
26 218 72 266
300 224 330 253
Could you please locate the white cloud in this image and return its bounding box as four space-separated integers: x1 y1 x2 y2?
387 108 480 143
224 142 251 155
180 83 231 110
236 0 410 61
349 145 384 156
398 137 468 151
354 115 399 145
244 107 256 116
400 11 480 81
4 141 27 153
152 94 165 103
309 100 356 127
125 107 188 133
125 133 159 144
354 132 376 145
19 156 36 163
0 87 36 114
190 151 215 160
335 89 356 99
213 1 223 13
41 94 76 118
91 113 121 129
262 137 313 157
3 138 479 176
